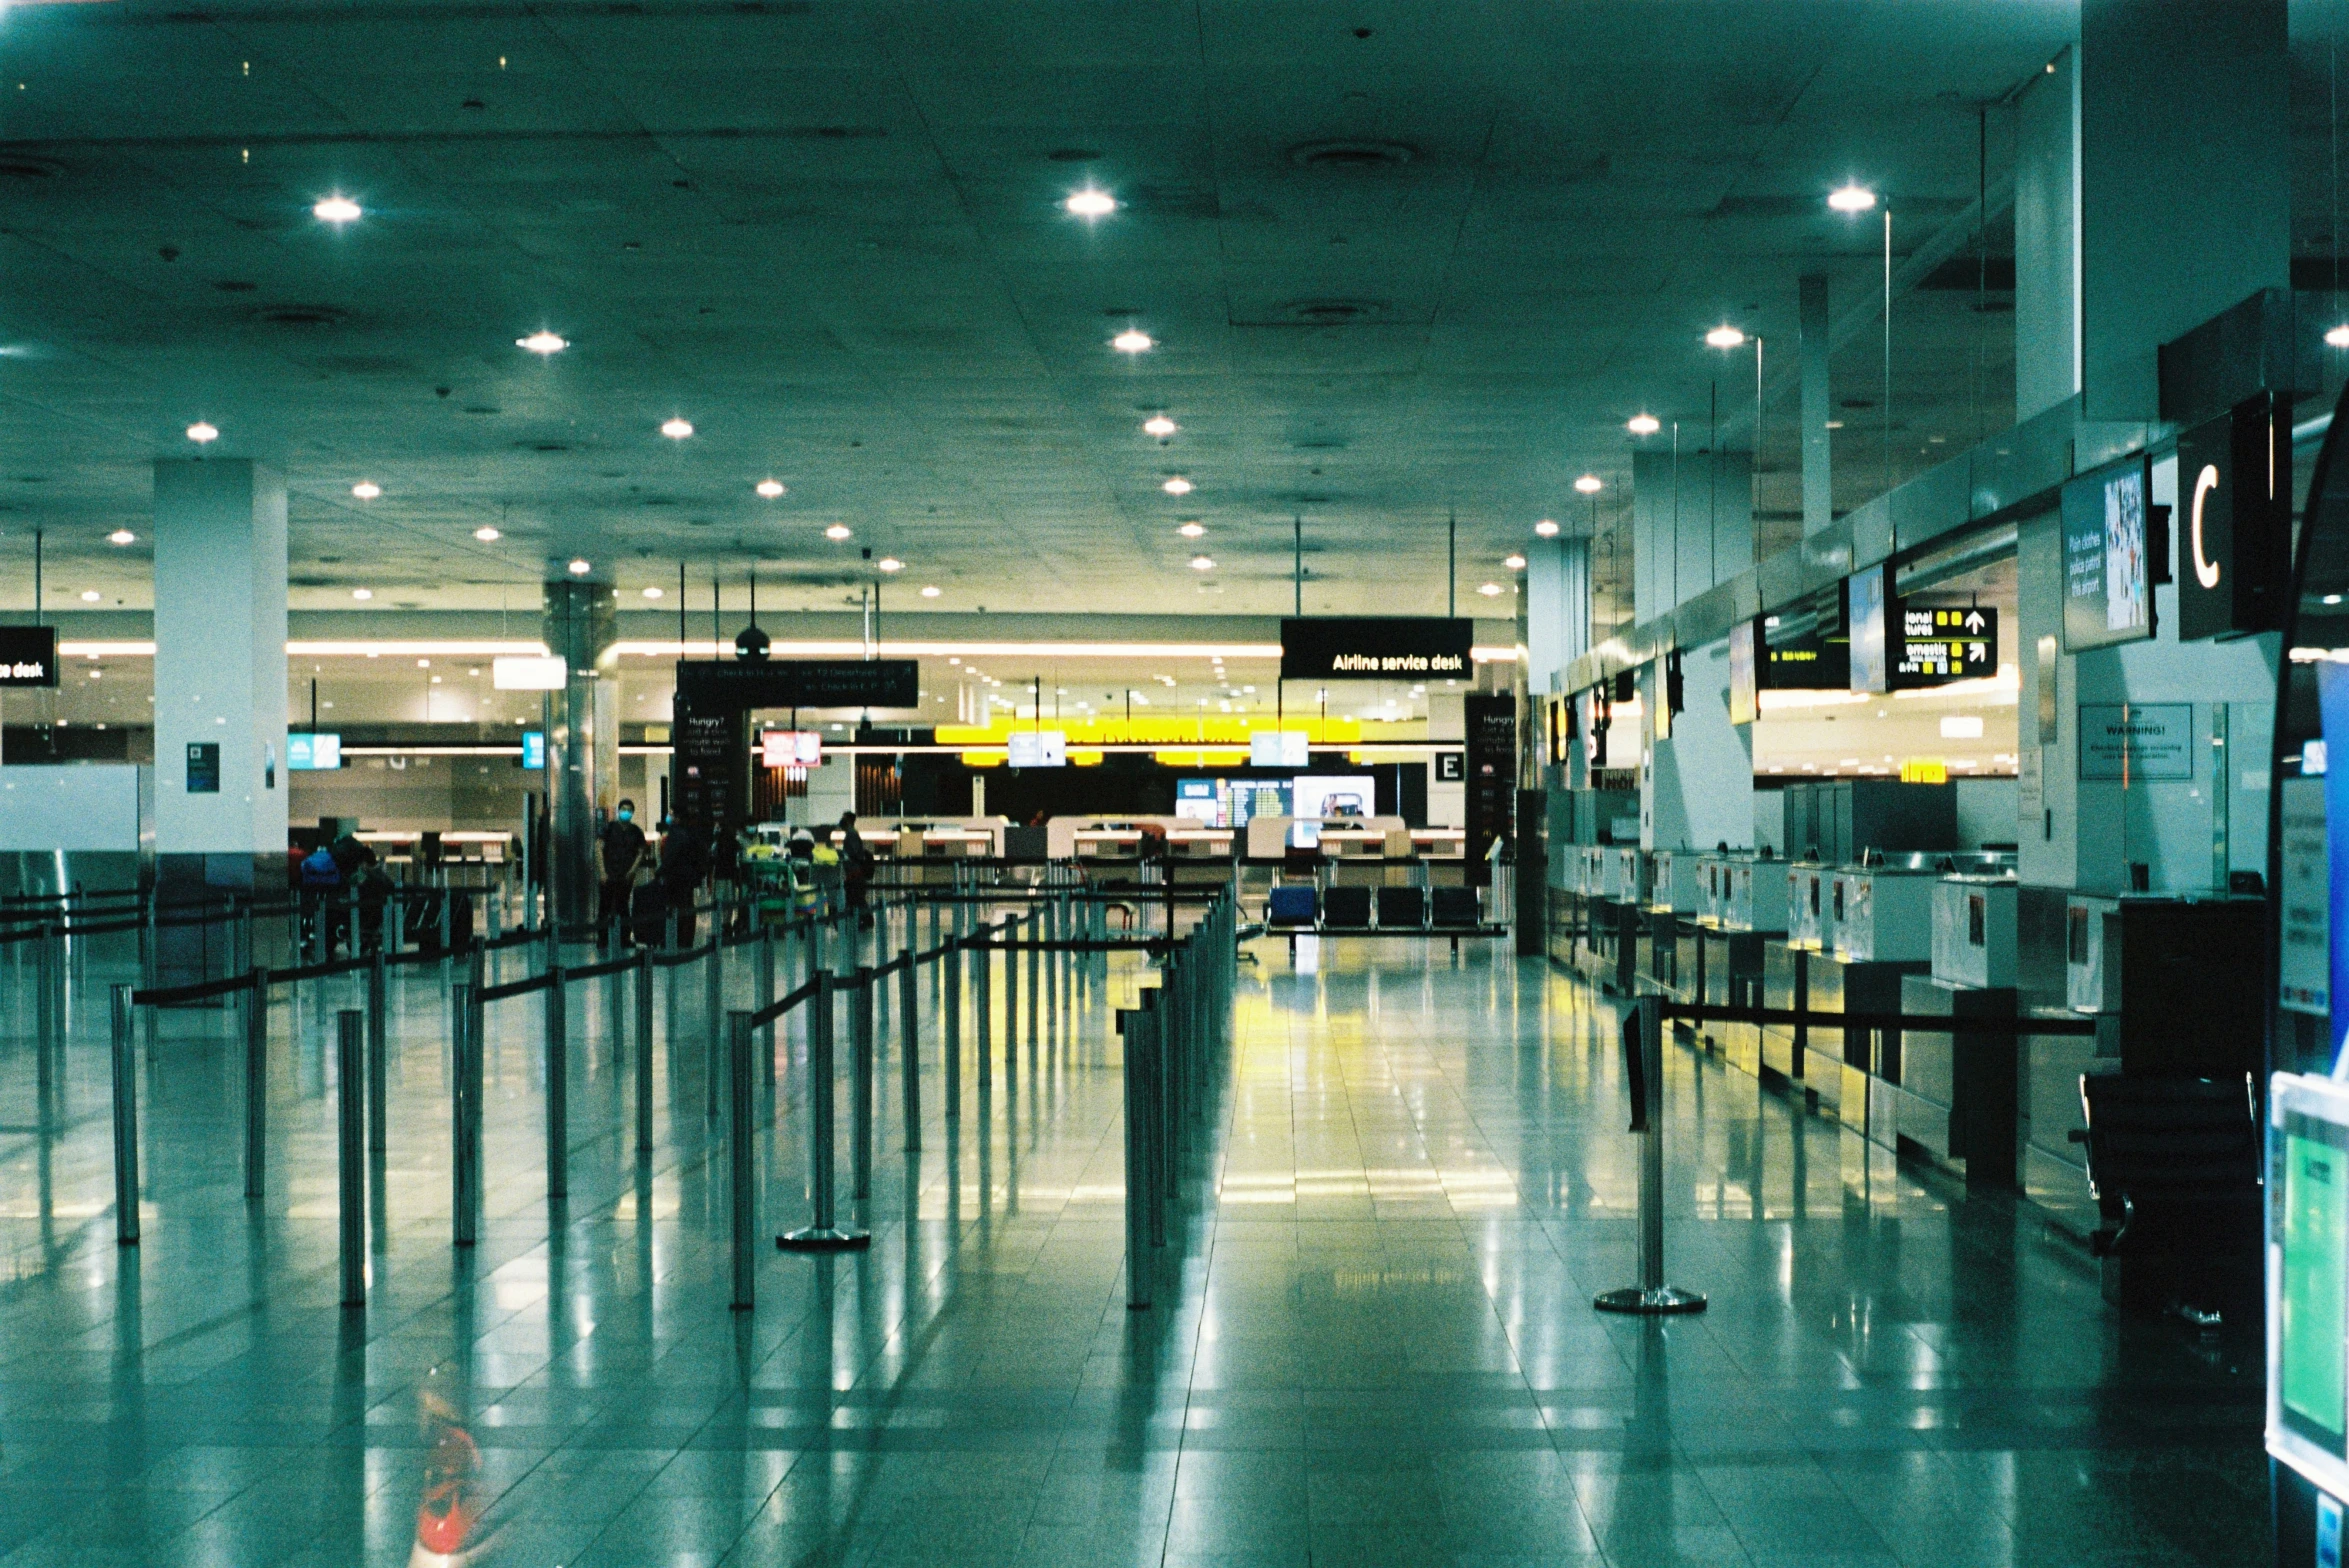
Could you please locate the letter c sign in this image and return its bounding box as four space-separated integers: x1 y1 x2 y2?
2190 462 2222 591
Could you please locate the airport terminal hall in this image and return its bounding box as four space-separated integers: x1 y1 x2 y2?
23 2 2349 1565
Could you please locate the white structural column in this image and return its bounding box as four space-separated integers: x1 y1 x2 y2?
2013 46 2079 421
1640 636 1753 854
1798 273 1833 536
1524 536 1590 698
1629 447 1753 625
153 459 288 876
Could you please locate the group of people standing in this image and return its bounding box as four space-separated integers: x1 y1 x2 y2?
595 803 875 947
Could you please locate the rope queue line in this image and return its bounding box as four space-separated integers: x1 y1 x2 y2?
71 876 1239 1319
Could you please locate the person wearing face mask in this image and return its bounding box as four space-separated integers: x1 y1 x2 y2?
597 798 648 949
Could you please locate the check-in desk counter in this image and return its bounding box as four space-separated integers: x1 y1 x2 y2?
1704 855 1786 1073
1642 851 1701 999
1868 876 2019 1188
1784 860 1832 955
1793 865 1937 1131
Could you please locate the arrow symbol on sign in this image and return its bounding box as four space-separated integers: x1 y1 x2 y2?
1969 642 1987 662
1963 610 1986 633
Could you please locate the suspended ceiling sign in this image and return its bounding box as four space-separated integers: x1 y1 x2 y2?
1894 606 1997 686
674 658 919 709
1279 617 1471 681
0 625 57 688
2177 393 2291 642
2061 456 2157 652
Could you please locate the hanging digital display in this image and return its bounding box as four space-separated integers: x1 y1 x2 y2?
0 624 57 687
1727 620 1758 727
2270 1075 2349 1498
1763 581 1851 691
2062 455 2156 651
1280 617 1472 681
1847 566 1889 693
286 732 342 770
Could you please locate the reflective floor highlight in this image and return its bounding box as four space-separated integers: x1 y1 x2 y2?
0 931 2264 1566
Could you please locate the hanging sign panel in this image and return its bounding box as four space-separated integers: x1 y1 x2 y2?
1280 617 1472 681
0 625 57 688
1895 606 1998 686
674 658 919 710
2177 392 2291 641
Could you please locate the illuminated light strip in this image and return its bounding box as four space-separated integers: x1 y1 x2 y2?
60 641 155 657
54 636 1516 666
290 640 550 657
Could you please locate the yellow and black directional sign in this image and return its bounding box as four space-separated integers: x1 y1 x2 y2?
1893 606 1997 686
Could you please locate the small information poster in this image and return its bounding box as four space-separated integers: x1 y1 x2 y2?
2078 703 2193 781
185 741 220 794
2282 775 2331 1018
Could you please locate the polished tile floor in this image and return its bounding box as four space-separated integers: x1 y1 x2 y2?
0 922 2265 1567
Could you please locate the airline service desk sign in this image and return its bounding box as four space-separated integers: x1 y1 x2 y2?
0 625 57 687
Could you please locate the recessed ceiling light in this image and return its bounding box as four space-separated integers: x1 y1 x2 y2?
1111 329 1154 353
568 558 592 575
2328 325 2349 350
1503 554 1527 570
756 479 786 498
1477 582 1504 597
1574 475 1602 494
351 481 381 500
1705 324 1747 349
1143 414 1178 437
1828 184 1878 213
642 586 663 599
351 588 373 600
1824 419 1846 429
1177 522 1206 538
877 556 904 572
659 418 694 439
79 589 99 602
312 195 362 223
920 585 941 598
1065 189 1116 217
1533 519 1560 538
108 529 135 546
1627 413 1661 435
473 525 501 542
186 421 219 444
825 524 852 541
516 331 568 355
1162 476 1193 495
2328 594 2345 606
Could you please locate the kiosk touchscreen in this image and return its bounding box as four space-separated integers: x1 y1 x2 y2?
2272 1073 2349 1496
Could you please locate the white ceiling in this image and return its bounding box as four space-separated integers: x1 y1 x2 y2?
0 0 2098 626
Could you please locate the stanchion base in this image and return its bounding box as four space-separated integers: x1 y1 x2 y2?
1593 1285 1706 1315
776 1227 871 1252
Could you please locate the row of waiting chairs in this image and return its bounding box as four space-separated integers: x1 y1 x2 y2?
1267 883 1483 931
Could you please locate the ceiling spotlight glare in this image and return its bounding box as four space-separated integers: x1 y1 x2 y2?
1828 184 1878 213
1627 413 1661 435
755 479 786 498
79 589 100 602
1574 474 1603 494
1189 555 1215 571
107 529 136 546
567 557 592 575
920 584 941 598
2327 325 2349 349
351 588 373 600
312 195 363 223
877 556 904 573
1111 329 1154 353
1064 189 1117 217
824 524 852 541
185 421 220 444
472 525 501 542
642 586 664 599
516 330 568 355
659 418 694 439
1143 414 1178 437
1533 519 1560 538
1705 324 1747 349
1503 554 1527 570
1162 476 1193 495
350 481 381 500
1177 522 1206 538
1477 581 1505 597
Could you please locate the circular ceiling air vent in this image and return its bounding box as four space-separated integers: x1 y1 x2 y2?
1288 140 1415 169
253 304 347 327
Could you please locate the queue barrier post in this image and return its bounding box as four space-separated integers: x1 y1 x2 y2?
943 918 963 1114
110 983 140 1247
974 914 993 1090
705 903 725 1119
1593 994 1706 1316
337 1009 367 1307
1002 914 1019 1086
366 950 389 1155
244 966 269 1200
729 1008 756 1310
453 981 484 1247
545 963 569 1200
899 947 920 1152
778 969 869 1252
852 967 875 1200
635 946 656 1155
